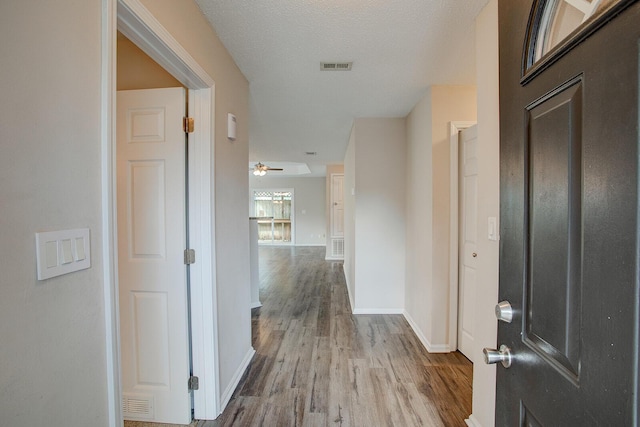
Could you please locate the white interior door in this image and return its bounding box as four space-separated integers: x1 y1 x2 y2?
457 125 478 362
331 174 344 237
117 87 191 424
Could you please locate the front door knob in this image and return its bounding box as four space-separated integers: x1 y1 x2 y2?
495 300 513 323
483 344 512 368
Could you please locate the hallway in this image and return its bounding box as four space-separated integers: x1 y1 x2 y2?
209 246 472 426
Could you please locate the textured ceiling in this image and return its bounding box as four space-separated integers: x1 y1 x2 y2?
195 0 489 175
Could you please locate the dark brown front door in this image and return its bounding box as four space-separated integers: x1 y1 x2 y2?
498 0 639 424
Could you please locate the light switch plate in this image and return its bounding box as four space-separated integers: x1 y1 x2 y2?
35 228 91 280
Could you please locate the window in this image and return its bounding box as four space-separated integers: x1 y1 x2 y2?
252 190 294 244
523 0 631 81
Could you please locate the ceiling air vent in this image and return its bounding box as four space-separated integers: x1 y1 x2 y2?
321 62 352 71
305 151 317 156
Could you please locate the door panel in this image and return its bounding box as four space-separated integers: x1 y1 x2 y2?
117 87 191 424
458 125 478 361
129 160 166 257
526 79 582 380
497 1 639 425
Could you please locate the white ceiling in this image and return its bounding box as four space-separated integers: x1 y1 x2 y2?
196 0 489 175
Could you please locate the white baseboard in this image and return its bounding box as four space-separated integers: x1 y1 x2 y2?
403 310 451 353
465 414 483 427
325 256 344 261
219 347 256 413
343 271 355 312
250 301 262 309
353 308 404 315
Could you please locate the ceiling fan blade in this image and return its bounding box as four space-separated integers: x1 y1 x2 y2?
266 167 283 171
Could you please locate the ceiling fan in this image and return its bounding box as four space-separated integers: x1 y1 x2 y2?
251 162 283 176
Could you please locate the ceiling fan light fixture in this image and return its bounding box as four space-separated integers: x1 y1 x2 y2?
251 162 284 176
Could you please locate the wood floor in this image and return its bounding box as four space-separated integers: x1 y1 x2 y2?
126 246 472 427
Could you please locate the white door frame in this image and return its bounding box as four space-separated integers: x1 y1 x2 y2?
101 0 219 424
330 173 344 238
448 121 476 352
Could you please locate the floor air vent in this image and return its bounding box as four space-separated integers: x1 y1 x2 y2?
122 393 154 419
331 238 344 258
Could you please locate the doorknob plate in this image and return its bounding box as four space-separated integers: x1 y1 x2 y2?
483 344 512 368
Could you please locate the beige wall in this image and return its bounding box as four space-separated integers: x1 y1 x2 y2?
404 86 477 350
347 118 406 312
117 32 182 90
0 1 252 424
431 85 477 345
343 129 357 309
469 1 500 425
405 90 435 343
138 0 252 395
0 0 108 424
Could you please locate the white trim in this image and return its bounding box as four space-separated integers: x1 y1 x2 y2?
448 121 476 352
251 301 263 309
295 243 326 247
353 308 404 315
117 0 214 88
188 88 220 419
344 271 355 312
465 414 483 427
403 310 452 354
103 0 219 422
220 348 256 410
325 256 344 260
101 2 120 426
329 172 345 239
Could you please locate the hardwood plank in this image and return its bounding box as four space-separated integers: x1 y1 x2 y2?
305 337 330 414
192 246 471 426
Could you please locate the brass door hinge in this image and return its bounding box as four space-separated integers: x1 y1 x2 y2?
183 117 194 133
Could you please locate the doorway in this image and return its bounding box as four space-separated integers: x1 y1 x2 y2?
104 1 219 423
447 120 476 353
116 86 191 423
329 173 345 260
457 125 478 362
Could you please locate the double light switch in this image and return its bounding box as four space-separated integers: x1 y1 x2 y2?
35 228 91 280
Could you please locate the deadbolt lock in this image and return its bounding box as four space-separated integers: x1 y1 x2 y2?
495 300 513 323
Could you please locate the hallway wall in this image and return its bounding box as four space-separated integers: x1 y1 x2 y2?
468 1 500 425
0 0 252 424
344 130 357 309
139 0 253 402
344 118 406 313
404 86 477 351
0 1 108 424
